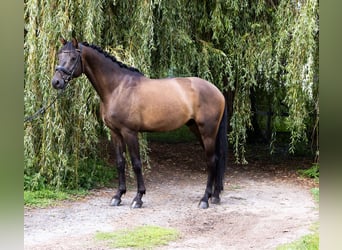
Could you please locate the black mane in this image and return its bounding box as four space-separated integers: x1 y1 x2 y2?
81 42 144 76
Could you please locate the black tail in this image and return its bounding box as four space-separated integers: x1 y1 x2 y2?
215 102 228 191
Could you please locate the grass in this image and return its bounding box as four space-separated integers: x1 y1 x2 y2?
276 187 319 250
311 187 319 203
24 189 88 208
95 225 179 249
276 233 319 250
276 162 319 250
276 223 319 250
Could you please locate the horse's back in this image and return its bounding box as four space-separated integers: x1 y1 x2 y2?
154 76 224 107
140 76 224 114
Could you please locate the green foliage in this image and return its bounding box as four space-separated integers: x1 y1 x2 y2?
24 0 107 190
24 0 319 189
74 158 117 190
24 157 116 191
277 0 319 154
147 125 196 143
95 225 179 249
24 189 88 208
298 163 319 180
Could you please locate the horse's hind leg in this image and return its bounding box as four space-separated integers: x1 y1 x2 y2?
186 120 204 148
110 131 127 206
199 135 217 209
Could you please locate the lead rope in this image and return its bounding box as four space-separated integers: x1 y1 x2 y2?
24 86 69 123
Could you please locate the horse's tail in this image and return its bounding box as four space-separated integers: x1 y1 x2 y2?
215 101 228 191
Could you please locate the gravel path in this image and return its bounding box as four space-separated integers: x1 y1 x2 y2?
24 142 318 249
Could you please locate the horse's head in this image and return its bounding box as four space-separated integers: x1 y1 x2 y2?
52 38 83 90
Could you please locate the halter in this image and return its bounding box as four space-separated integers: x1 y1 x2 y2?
55 44 83 83
24 44 82 123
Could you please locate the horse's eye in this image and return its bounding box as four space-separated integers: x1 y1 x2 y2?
71 56 76 61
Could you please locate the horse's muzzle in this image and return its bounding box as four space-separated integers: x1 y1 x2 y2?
51 75 67 90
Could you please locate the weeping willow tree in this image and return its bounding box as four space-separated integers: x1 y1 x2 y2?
24 0 106 190
24 0 319 190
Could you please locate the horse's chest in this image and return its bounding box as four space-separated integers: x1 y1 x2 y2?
102 111 120 129
100 104 114 127
101 103 131 131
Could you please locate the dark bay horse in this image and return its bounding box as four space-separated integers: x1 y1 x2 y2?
52 38 228 209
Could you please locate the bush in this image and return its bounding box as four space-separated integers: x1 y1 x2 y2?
298 163 319 179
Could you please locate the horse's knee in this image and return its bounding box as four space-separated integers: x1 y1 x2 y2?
116 158 125 170
131 157 142 172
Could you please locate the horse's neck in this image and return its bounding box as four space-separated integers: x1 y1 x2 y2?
82 47 126 103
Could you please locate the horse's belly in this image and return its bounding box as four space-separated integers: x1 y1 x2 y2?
139 104 190 132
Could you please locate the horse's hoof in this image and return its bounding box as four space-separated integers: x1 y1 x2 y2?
211 197 221 204
131 200 143 209
110 197 121 206
199 200 209 209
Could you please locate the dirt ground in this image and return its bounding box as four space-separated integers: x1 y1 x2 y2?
24 142 318 250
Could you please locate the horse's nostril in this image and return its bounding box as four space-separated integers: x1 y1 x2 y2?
52 78 61 89
52 79 57 86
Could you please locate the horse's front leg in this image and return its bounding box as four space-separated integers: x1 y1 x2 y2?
123 130 146 209
110 131 127 206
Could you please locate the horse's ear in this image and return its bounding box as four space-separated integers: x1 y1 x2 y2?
71 37 78 48
60 37 67 45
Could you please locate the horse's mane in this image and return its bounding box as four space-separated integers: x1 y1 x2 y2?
81 42 144 76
